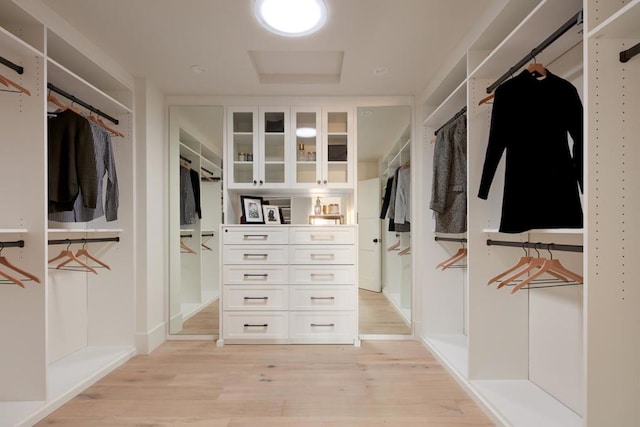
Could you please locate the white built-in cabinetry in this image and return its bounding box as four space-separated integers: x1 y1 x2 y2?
0 1 135 426
219 225 358 346
417 0 640 425
226 106 353 190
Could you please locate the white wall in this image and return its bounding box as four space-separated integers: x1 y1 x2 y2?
135 78 167 353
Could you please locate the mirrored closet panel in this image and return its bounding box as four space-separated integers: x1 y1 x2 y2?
356 105 412 336
169 106 223 335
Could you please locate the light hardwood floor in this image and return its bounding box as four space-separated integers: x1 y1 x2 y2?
177 300 220 335
37 340 494 426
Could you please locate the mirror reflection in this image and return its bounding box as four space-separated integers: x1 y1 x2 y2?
169 106 224 335
356 105 412 335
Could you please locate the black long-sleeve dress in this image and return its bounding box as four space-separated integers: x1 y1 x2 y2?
477 69 583 233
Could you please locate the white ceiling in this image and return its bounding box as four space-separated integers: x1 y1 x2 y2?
39 0 496 159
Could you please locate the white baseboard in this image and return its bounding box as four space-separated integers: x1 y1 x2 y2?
135 321 166 354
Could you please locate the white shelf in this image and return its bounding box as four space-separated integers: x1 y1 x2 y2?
0 346 134 427
423 80 467 130
48 229 123 233
0 229 27 233
482 228 584 234
589 0 640 39
423 334 469 377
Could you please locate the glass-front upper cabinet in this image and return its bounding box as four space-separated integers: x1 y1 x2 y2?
227 107 289 189
291 107 353 189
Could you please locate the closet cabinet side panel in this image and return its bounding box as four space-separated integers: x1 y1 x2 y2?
0 51 46 400
586 36 640 426
467 78 529 380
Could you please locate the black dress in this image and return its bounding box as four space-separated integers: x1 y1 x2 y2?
478 70 583 233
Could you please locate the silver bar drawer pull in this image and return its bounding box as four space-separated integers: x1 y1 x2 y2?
310 296 336 300
310 234 335 241
310 323 335 327
244 323 268 327
243 234 268 240
244 253 268 258
243 273 269 279
311 253 335 260
244 297 269 300
310 273 334 280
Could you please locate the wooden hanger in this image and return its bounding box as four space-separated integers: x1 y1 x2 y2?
386 240 400 252
478 93 494 106
47 93 82 115
0 268 26 288
527 62 547 78
57 241 111 270
180 239 197 254
0 72 31 95
0 256 40 284
201 242 213 251
398 246 411 256
510 257 583 294
497 250 568 289
88 113 125 138
400 160 410 169
436 247 467 270
48 243 98 274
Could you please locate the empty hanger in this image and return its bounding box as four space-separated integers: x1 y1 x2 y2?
398 246 411 256
0 73 31 95
0 242 40 284
386 240 400 252
180 238 197 254
436 242 467 270
497 244 567 289
48 241 98 274
57 240 110 271
487 243 532 285
509 246 583 293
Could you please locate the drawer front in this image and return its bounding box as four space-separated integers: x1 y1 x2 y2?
224 245 288 265
223 312 288 340
223 265 288 285
289 245 355 265
290 286 356 310
224 286 288 310
289 311 357 344
290 265 355 285
289 226 356 245
223 227 288 245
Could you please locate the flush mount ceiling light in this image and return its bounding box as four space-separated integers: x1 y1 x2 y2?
296 127 317 138
254 0 328 37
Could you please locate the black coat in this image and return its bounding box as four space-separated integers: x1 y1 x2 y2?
478 70 583 233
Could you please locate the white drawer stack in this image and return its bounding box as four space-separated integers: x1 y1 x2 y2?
220 225 358 345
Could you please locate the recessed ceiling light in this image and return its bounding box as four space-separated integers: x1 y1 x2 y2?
190 65 208 74
254 0 328 37
374 66 389 76
296 127 317 138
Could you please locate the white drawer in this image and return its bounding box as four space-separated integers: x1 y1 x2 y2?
290 226 356 245
289 245 355 265
223 312 289 340
223 286 288 310
223 265 288 285
224 245 288 265
222 226 288 245
289 311 357 344
290 286 356 310
290 265 355 285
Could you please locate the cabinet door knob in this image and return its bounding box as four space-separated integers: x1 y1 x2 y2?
317 180 321 184
253 180 257 185
323 180 327 184
373 238 379 243
259 180 263 185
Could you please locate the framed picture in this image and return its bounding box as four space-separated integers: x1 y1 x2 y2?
240 195 264 224
263 205 282 224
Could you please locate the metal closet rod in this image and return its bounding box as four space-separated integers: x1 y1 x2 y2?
201 233 214 237
434 106 467 136
0 55 23 75
48 237 120 245
486 239 583 253
0 240 25 248
47 83 120 125
620 42 640 63
486 10 583 94
435 236 467 243
180 155 192 164
180 234 193 238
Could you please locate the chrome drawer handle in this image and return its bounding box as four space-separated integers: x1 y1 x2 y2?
311 253 335 260
310 235 335 241
244 323 268 327
310 273 334 280
244 273 268 277
310 296 335 300
244 253 268 258
244 297 269 300
310 323 335 327
243 234 268 240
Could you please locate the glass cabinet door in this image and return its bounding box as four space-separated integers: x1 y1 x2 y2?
229 108 258 186
261 108 288 186
324 109 351 187
292 107 321 186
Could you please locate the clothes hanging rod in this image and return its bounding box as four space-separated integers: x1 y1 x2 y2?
48 237 120 245
201 233 214 237
180 234 193 238
434 106 467 136
47 83 119 125
486 10 583 94
435 236 467 243
0 55 24 75
180 155 192 164
0 240 25 248
620 41 640 63
201 166 214 175
486 239 583 253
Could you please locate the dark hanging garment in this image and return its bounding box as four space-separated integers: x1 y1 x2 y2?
379 176 394 219
189 169 202 219
477 70 583 233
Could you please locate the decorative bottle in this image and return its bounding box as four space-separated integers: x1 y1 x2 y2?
314 197 322 215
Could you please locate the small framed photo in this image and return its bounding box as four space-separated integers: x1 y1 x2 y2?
240 195 264 224
263 205 282 224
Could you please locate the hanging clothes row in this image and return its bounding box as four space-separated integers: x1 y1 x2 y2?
47 90 120 223
380 161 410 232
180 157 201 225
430 111 467 233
